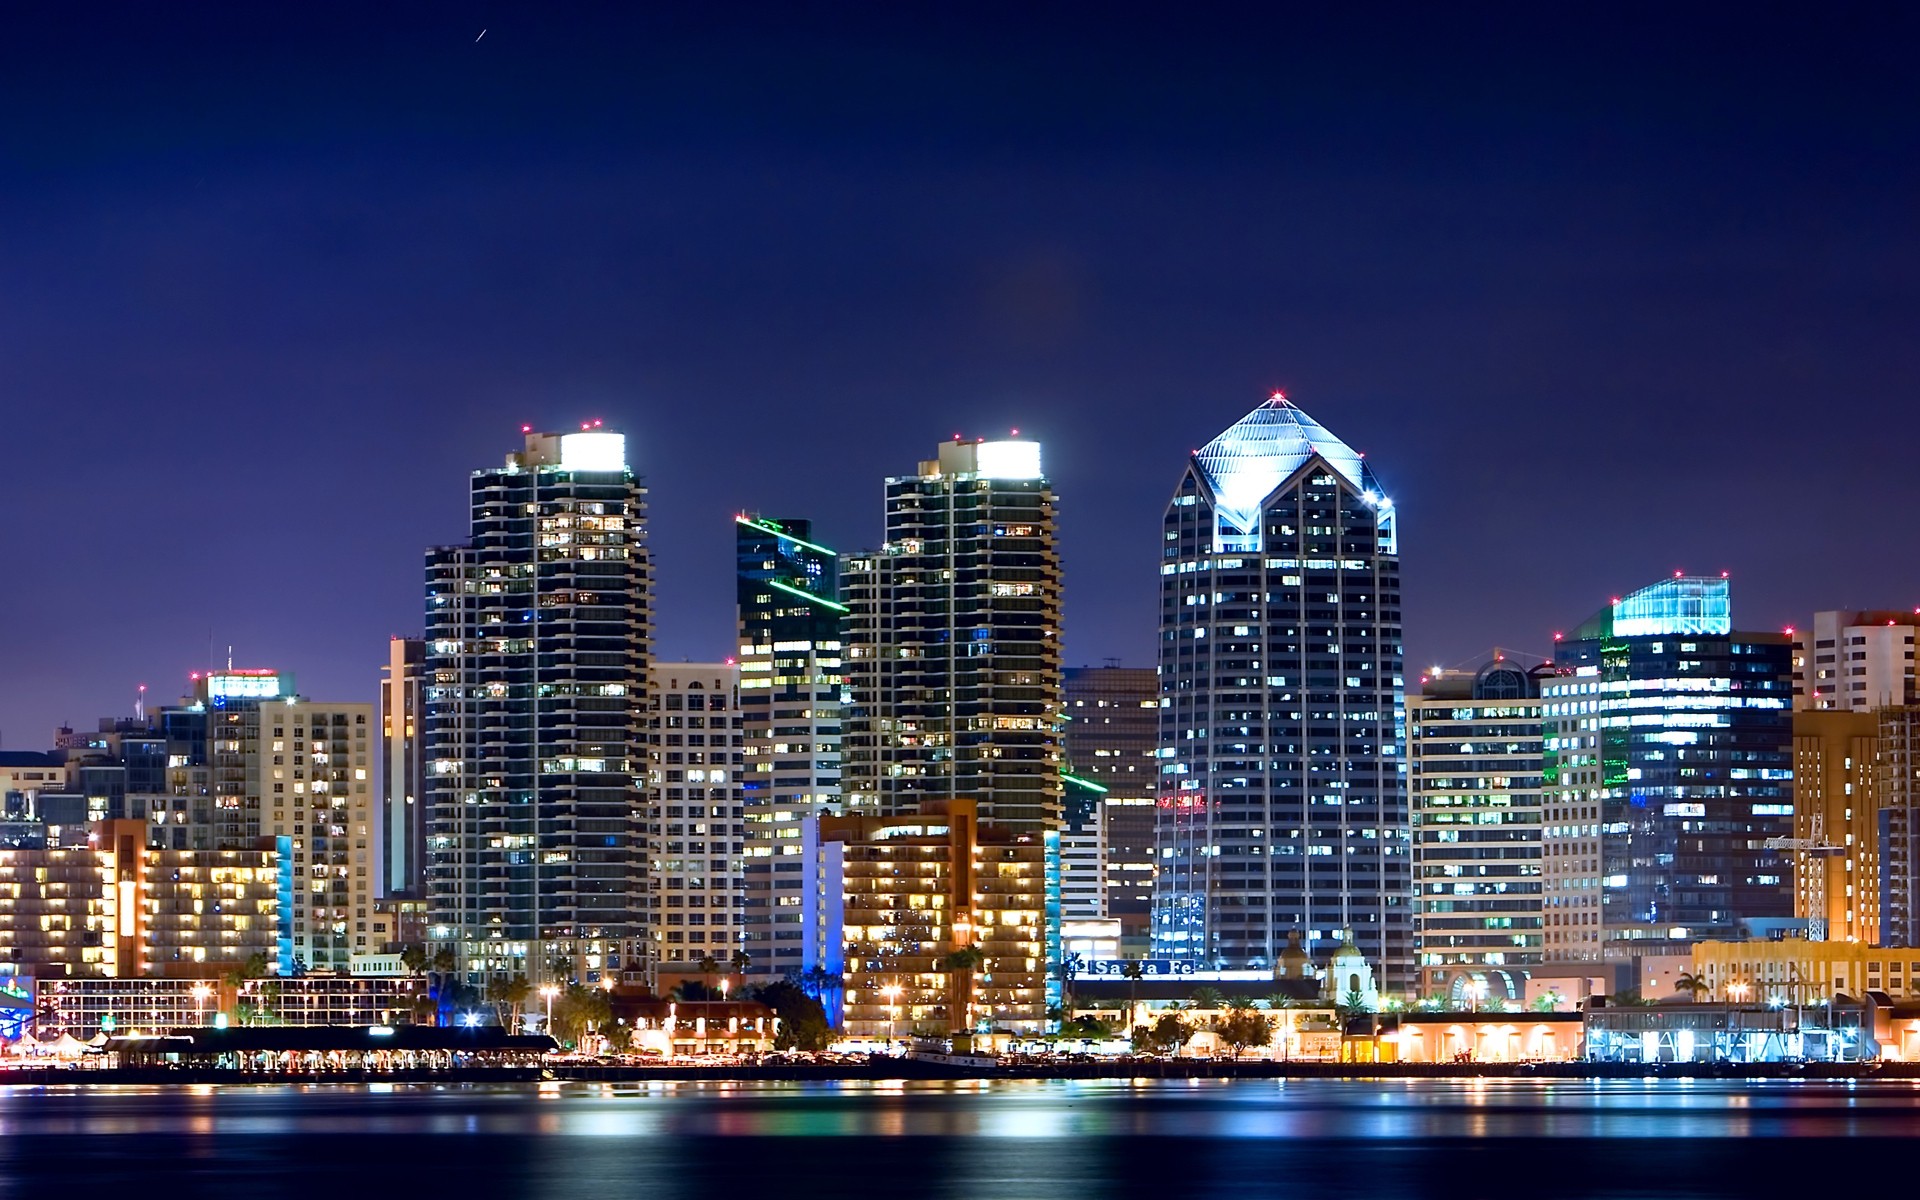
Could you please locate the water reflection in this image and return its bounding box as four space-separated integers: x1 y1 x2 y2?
1 1080 1919 1198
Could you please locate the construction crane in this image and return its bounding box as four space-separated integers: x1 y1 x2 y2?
1764 811 1844 941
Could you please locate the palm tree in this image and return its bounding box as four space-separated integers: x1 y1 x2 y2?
697 954 720 1000
1187 986 1225 1012
1058 951 1085 1014
493 974 532 1031
937 946 987 1035
1673 972 1710 1003
1121 958 1145 1032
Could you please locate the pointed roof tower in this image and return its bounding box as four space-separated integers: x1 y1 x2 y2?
1193 392 1386 534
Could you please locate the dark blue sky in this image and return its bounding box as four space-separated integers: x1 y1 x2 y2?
4 4 1918 743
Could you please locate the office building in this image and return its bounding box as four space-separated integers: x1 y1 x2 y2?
1541 576 1794 960
1153 393 1408 985
1795 610 1919 711
380 637 426 898
735 516 845 980
423 426 651 985
1409 658 1550 1001
0 819 281 979
831 799 1051 1039
1062 666 1158 943
842 437 1063 834
646 663 745 976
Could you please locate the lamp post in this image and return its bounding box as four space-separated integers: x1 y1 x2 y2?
881 983 903 1050
540 984 560 1035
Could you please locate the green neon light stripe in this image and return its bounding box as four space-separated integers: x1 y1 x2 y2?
1062 772 1109 793
736 516 839 557
767 578 850 613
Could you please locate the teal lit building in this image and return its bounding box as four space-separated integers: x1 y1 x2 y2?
1541 576 1795 960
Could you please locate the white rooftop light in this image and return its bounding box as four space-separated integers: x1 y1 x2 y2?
975 439 1043 480
560 432 626 472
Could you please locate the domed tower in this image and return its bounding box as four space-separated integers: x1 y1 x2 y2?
1320 928 1379 1010
1152 393 1408 990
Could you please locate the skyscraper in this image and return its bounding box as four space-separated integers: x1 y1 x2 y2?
1408 658 1550 1001
842 437 1063 834
1541 576 1794 960
423 426 651 985
735 516 845 980
1154 393 1408 985
380 636 425 899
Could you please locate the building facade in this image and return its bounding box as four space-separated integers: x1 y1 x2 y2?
1541 576 1794 961
735 516 845 981
646 663 745 977
423 427 651 985
1062 666 1158 943
260 698 376 973
1879 707 1920 947
830 799 1052 1039
1409 659 1548 1000
380 636 426 899
1152 394 1408 985
1796 610 1919 711
1792 709 1879 943
842 437 1063 835
0 820 280 980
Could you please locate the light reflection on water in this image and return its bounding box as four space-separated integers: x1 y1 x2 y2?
1 1079 1919 1198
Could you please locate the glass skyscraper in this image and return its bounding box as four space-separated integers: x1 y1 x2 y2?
735 516 845 980
1153 394 1408 986
422 427 651 985
1541 575 1794 960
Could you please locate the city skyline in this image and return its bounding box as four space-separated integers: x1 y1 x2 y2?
5 6 1920 744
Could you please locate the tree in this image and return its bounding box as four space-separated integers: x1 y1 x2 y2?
696 954 720 999
1143 1012 1195 1056
1341 988 1375 1015
399 945 428 976
1187 986 1225 1012
731 949 751 978
1673 973 1709 1003
491 974 533 1030
1119 958 1145 1033
754 980 831 1051
1058 951 1085 1013
604 1021 634 1053
937 946 987 1035
551 984 613 1047
1213 1007 1276 1060
430 947 457 974
1060 1015 1113 1041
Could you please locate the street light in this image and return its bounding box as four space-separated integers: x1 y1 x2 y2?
881 983 903 1049
1727 980 1751 1004
191 982 212 1027
540 984 560 1033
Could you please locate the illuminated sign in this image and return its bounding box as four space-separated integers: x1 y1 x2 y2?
975 440 1043 480
205 672 286 700
560 432 626 472
1082 959 1197 978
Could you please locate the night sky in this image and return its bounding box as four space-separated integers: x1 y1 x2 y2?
4 4 1918 745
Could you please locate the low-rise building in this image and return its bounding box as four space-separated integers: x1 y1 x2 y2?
1691 938 1920 1003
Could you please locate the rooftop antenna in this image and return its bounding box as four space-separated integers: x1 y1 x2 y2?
227 645 234 672
136 684 146 722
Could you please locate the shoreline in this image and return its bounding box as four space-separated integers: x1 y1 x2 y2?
0 1059 1912 1086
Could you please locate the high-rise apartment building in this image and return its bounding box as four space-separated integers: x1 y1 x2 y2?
1061 666 1159 941
1795 611 1919 711
261 697 375 973
842 437 1063 834
646 663 745 976
1408 659 1549 1001
423 427 651 985
1541 576 1794 960
1153 394 1408 985
380 637 426 899
735 516 845 980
